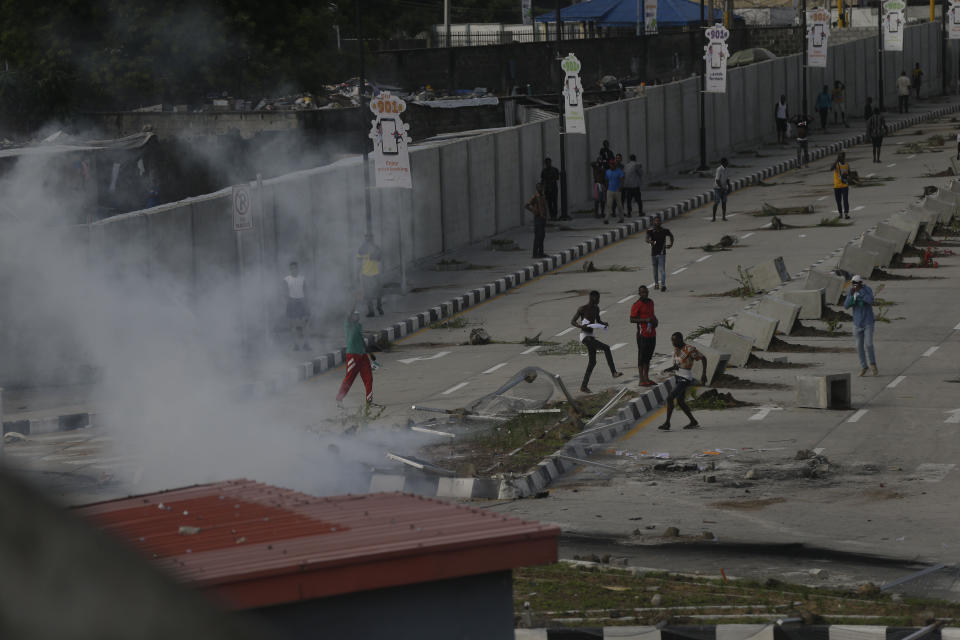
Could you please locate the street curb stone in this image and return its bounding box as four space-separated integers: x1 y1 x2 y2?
515 626 960 640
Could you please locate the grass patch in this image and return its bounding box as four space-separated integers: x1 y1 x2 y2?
539 340 588 356
686 388 752 410
817 217 853 227
429 317 470 329
687 319 733 341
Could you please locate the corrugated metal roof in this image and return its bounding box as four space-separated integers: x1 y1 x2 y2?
76 479 559 610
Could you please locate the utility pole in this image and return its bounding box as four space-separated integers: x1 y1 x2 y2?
556 0 570 220
877 0 885 111
698 0 708 170
357 1 373 241
802 0 808 116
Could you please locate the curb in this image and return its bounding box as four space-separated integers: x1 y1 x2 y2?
2 412 95 437
515 625 959 640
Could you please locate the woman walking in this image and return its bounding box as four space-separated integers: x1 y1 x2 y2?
833 152 851 219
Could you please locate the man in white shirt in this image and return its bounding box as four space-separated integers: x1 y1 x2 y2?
712 158 731 222
896 71 911 113
283 261 311 351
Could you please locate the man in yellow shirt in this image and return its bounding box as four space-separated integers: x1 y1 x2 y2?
357 237 383 317
833 152 851 219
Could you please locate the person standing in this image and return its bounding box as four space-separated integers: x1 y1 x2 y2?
831 80 848 127
863 96 874 121
712 157 731 222
604 158 625 224
630 285 658 387
868 108 887 163
844 275 878 376
571 291 623 392
622 154 644 217
525 182 549 258
597 140 615 165
774 95 789 145
646 215 674 292
833 152 852 219
912 62 924 99
283 261 311 351
657 332 707 431
815 85 832 129
357 237 383 317
336 309 378 406
540 157 560 220
591 157 607 219
897 71 911 113
795 113 810 167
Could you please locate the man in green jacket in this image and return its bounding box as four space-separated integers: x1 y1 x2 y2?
336 309 378 405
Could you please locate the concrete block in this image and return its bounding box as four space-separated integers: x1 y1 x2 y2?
780 289 824 320
803 270 846 305
829 626 886 640
796 373 852 409
874 222 909 254
949 179 960 195
369 474 406 492
860 233 898 267
745 256 791 291
436 477 476 499
905 203 939 230
951 156 960 177
734 311 778 350
711 326 754 367
886 215 920 245
691 341 730 385
756 297 801 334
838 245 878 278
718 625 774 640
923 195 956 224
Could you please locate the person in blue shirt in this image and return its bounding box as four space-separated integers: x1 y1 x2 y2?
815 85 832 130
843 275 878 376
604 157 625 224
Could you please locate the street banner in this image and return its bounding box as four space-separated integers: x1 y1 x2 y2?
882 0 905 51
368 91 412 189
560 53 586 134
522 0 532 25
806 6 830 68
949 0 960 39
645 0 658 34
703 24 730 94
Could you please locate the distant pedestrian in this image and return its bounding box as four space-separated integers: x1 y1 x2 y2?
630 285 658 387
336 308 378 406
525 182 548 258
591 157 607 219
833 152 851 219
867 108 887 163
540 158 560 220
604 158 625 224
844 275 878 376
815 85 832 129
712 157 731 222
283 261 311 351
657 332 707 431
956 131 960 160
863 96 874 121
831 80 848 127
570 291 623 393
598 140 615 165
897 71 911 113
622 154 644 217
357 237 383 317
794 113 810 167
912 62 924 99
646 215 674 292
775 95 789 144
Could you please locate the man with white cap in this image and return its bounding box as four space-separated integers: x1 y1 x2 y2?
844 275 878 376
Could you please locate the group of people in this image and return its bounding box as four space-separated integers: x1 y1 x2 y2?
590 140 645 224
896 63 924 113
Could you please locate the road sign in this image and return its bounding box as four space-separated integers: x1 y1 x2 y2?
232 184 253 231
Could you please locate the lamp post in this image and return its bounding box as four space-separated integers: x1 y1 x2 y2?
801 0 808 116
556 0 570 220
698 0 708 170
356 1 373 241
877 0 885 111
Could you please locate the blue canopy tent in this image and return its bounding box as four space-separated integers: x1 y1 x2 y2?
535 0 732 28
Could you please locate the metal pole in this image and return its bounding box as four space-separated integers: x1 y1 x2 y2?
944 0 949 95
557 0 570 220
637 0 642 35
444 0 450 45
256 173 270 350
878 0 885 111
357 1 373 241
802 0 809 116
698 0 708 170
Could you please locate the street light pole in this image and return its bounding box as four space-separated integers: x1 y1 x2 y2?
357 0 373 241
698 0 708 170
801 0 808 116
877 0 885 111
557 0 570 220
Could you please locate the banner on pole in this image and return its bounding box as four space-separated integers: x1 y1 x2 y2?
560 53 586 135
645 0 658 34
368 92 412 189
949 0 960 39
806 6 830 68
882 0 905 51
703 24 730 94
522 0 532 25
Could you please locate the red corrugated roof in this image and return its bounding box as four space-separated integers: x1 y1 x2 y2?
76 479 559 609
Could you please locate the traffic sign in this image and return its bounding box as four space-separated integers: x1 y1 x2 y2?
232 184 252 231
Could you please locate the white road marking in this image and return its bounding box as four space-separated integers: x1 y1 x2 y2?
696 255 712 262
555 327 575 337
817 196 828 201
955 321 960 330
887 163 896 168
483 362 508 374
887 375 906 389
618 294 637 304
912 463 956 482
648 282 657 288
812 447 825 455
853 205 864 211
741 232 754 240
398 351 451 365
866 173 876 178
672 267 687 275
922 346 940 357
847 409 868 423
442 382 470 395
908 154 916 159
799 234 807 238
944 409 960 424
749 406 783 421
521 345 542 355
610 343 627 352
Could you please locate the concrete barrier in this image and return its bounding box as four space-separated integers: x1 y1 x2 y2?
711 326 755 367
886 215 921 245
838 245 878 277
746 256 791 291
734 311 778 350
797 373 852 409
905 203 939 231
873 222 909 254
803 269 846 305
860 233 897 267
691 342 731 385
780 289 824 320
756 296 801 335
923 195 956 224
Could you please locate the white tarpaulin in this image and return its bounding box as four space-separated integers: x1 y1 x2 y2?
645 0 658 33
882 0 905 51
949 0 960 39
368 92 413 189
561 53 586 135
806 7 830 68
704 24 730 94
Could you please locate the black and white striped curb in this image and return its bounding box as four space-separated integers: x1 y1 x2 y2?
264 102 960 395
515 625 960 640
2 412 94 437
368 378 677 500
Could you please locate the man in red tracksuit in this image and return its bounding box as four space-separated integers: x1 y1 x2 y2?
629 285 658 387
336 310 377 406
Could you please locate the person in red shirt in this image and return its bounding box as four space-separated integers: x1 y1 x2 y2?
629 285 658 387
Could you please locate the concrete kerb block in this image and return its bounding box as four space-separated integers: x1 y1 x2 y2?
756 296 801 335
905 203 939 230
922 195 956 224
803 269 846 305
796 373 851 409
838 245 879 278
710 326 754 367
745 256 790 292
780 289 825 320
874 222 910 255
734 312 778 350
691 341 730 385
860 233 897 267
369 474 406 492
886 215 920 245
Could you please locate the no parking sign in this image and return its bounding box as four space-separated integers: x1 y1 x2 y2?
232 184 253 231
